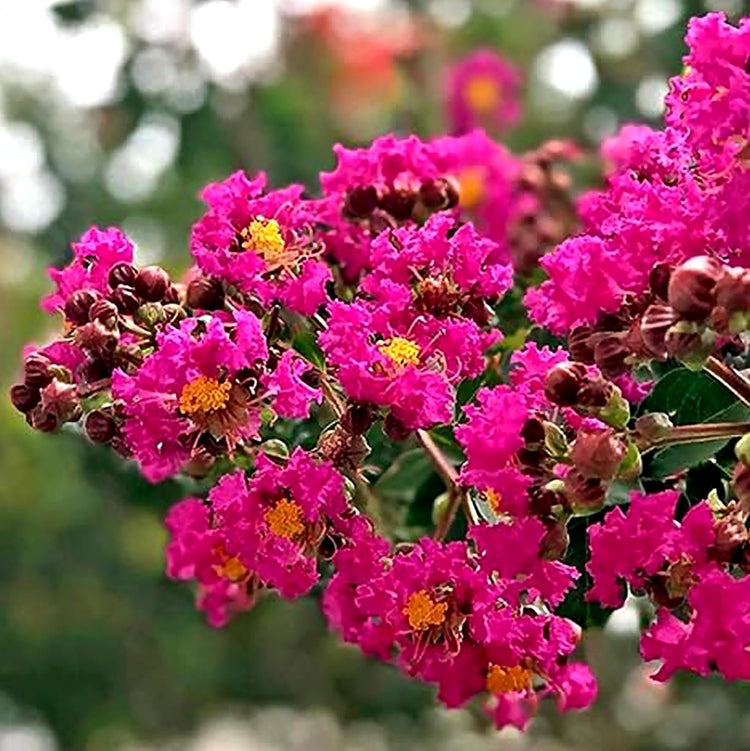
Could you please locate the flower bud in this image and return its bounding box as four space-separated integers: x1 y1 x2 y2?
64 289 100 325
88 298 119 329
384 412 411 441
715 267 750 315
712 509 748 563
540 519 569 560
521 417 546 445
10 383 41 413
29 409 59 433
568 325 595 364
344 185 378 218
84 409 117 444
597 386 630 430
577 378 614 408
418 178 454 211
110 286 140 314
40 380 80 423
74 321 118 357
135 302 166 330
543 422 569 458
640 304 679 358
341 402 376 435
186 275 225 310
432 490 452 526
593 334 629 377
260 439 290 461
736 433 750 467
23 353 53 388
563 471 606 515
108 262 138 288
665 321 716 370
667 255 723 320
570 428 626 481
634 413 674 445
649 263 672 301
544 362 587 406
135 265 170 302
379 189 416 222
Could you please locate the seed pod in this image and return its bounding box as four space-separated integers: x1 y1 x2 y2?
64 289 100 326
89 298 119 329
570 428 626 481
110 285 140 314
640 304 679 358
186 275 225 310
108 262 138 288
23 353 53 388
544 362 587 406
84 409 117 444
344 185 378 217
10 383 41 413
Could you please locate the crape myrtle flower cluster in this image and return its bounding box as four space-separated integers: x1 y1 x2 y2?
10 11 750 732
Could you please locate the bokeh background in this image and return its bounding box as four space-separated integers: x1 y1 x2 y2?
1 1 749 749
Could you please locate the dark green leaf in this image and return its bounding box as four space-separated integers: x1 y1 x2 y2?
292 330 325 370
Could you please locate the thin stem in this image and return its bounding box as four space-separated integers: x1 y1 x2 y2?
319 375 345 418
646 421 750 449
416 429 467 540
76 378 112 398
705 357 750 408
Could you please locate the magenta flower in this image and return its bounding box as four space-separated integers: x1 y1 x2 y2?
265 349 322 420
166 449 349 626
641 568 750 682
43 226 134 314
112 310 270 482
319 300 455 431
444 49 522 135
191 170 331 315
587 490 716 608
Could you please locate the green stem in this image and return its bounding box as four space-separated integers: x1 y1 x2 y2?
417 429 468 540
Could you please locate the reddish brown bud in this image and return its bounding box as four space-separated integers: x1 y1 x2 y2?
593 334 629 377
544 362 587 406
318 425 370 473
84 409 117 444
712 510 748 563
108 262 138 288
341 402 376 435
40 380 80 423
577 378 615 408
88 298 119 328
562 470 606 513
570 428 626 481
384 413 411 441
418 178 454 211
540 520 569 560
10 383 41 413
64 289 100 326
186 275 225 310
568 325 595 364
667 255 723 320
715 266 750 315
23 353 53 388
74 321 118 357
640 304 679 358
344 185 378 218
29 409 59 433
135 265 170 302
521 417 546 445
162 285 180 305
649 263 673 301
110 285 140 314
379 189 416 222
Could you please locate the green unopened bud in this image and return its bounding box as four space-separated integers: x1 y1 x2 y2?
544 422 569 459
616 441 642 481
261 439 289 461
135 302 166 329
634 412 674 446
432 490 452 526
598 386 630 430
735 433 750 467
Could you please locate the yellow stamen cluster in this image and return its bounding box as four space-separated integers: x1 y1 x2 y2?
179 375 232 415
464 74 501 113
458 167 486 211
484 488 503 513
378 337 421 368
214 554 249 582
264 498 306 539
403 589 448 631
486 664 532 694
241 217 285 263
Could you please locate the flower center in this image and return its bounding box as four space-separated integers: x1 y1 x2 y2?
403 589 448 631
264 498 306 539
241 217 286 263
464 74 501 113
486 664 532 694
378 337 421 368
458 167 486 210
179 375 232 415
485 488 502 513
212 545 249 582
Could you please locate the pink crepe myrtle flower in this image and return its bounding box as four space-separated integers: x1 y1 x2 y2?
641 568 750 682
319 300 455 431
432 130 520 260
665 12 750 166
265 349 322 420
166 448 350 626
444 49 522 135
112 310 270 482
43 226 134 313
587 490 716 609
470 517 579 608
190 170 331 315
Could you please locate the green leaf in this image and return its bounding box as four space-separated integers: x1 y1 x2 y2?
374 449 435 504
641 367 750 478
292 330 325 370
